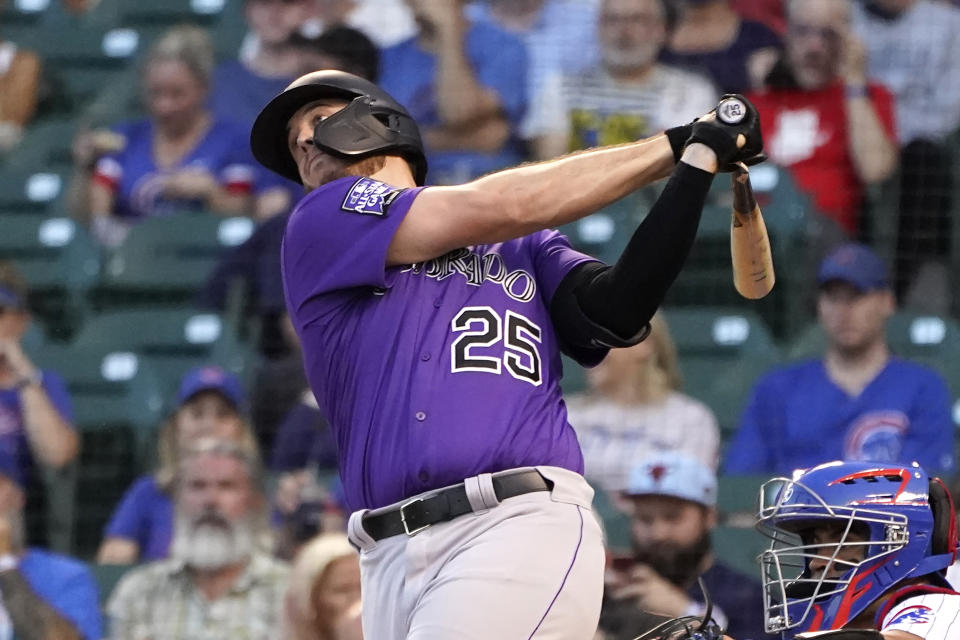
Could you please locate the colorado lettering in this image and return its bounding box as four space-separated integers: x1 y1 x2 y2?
404 248 536 302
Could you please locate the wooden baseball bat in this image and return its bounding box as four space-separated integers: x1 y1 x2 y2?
730 162 775 299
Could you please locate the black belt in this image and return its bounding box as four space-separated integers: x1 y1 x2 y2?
362 470 551 540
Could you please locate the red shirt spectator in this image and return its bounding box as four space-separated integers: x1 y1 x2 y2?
747 82 896 233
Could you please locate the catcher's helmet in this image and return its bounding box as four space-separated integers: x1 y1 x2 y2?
755 460 957 635
250 69 427 185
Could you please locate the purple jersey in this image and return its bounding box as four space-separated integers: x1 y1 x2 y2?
282 177 596 510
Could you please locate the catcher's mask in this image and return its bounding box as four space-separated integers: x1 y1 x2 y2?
755 460 957 635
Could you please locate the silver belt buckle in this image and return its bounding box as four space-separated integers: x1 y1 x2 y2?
400 497 430 536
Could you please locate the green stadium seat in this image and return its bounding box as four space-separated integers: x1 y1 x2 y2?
0 0 45 24
32 346 165 558
120 0 226 26
0 215 100 338
91 563 135 605
0 169 67 215
68 307 252 404
717 474 767 525
5 117 78 172
712 525 767 578
671 164 818 339
90 212 254 310
17 25 141 113
664 307 781 435
592 485 631 552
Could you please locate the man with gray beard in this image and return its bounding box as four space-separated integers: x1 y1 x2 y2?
107 440 288 640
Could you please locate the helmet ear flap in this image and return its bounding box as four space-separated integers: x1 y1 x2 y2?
928 477 957 558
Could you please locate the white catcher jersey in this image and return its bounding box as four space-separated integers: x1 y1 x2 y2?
880 592 960 639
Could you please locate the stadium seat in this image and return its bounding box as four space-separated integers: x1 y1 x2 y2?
68 307 253 405
31 346 165 558
0 169 67 215
91 563 135 606
16 25 141 113
717 474 767 525
0 215 100 338
664 307 781 435
120 0 226 27
592 485 631 552
90 212 255 310
671 164 819 340
712 525 767 578
5 117 78 172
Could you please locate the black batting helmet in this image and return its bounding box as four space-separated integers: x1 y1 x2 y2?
250 69 427 185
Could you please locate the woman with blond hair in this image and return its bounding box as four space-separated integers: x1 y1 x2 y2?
96 365 261 564
284 533 362 640
565 312 720 491
71 25 259 245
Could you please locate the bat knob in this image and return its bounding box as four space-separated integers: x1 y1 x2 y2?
717 97 747 124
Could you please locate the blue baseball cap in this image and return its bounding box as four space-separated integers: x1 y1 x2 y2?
0 450 24 490
177 366 247 411
625 452 717 508
817 243 890 292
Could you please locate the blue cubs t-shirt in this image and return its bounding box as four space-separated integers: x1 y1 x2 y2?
18 548 102 640
103 475 173 561
93 118 260 220
724 358 955 475
282 177 598 510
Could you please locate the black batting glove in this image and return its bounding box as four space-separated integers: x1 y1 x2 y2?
686 94 764 170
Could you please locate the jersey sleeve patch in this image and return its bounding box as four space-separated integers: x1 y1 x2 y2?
341 177 404 216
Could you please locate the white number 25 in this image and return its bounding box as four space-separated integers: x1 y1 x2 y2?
450 306 543 386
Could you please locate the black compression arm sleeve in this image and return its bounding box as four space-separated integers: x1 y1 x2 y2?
551 162 715 352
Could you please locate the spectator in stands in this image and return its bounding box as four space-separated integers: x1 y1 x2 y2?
600 452 769 640
566 312 720 492
379 0 528 184
298 0 416 48
107 439 288 640
282 533 361 640
528 0 717 161
270 390 346 559
97 366 261 564
247 26 381 220
0 261 78 480
724 243 955 475
747 0 898 240
290 25 379 80
211 0 310 131
730 0 786 34
0 8 41 154
851 0 960 312
468 0 601 146
660 0 781 94
0 449 101 640
72 26 258 247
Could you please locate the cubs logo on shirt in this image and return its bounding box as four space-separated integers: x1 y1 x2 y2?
889 605 934 626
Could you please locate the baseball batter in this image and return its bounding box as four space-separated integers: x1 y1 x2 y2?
249 70 763 640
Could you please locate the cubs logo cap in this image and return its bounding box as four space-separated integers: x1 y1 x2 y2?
817 242 890 292
625 451 717 508
177 365 247 412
